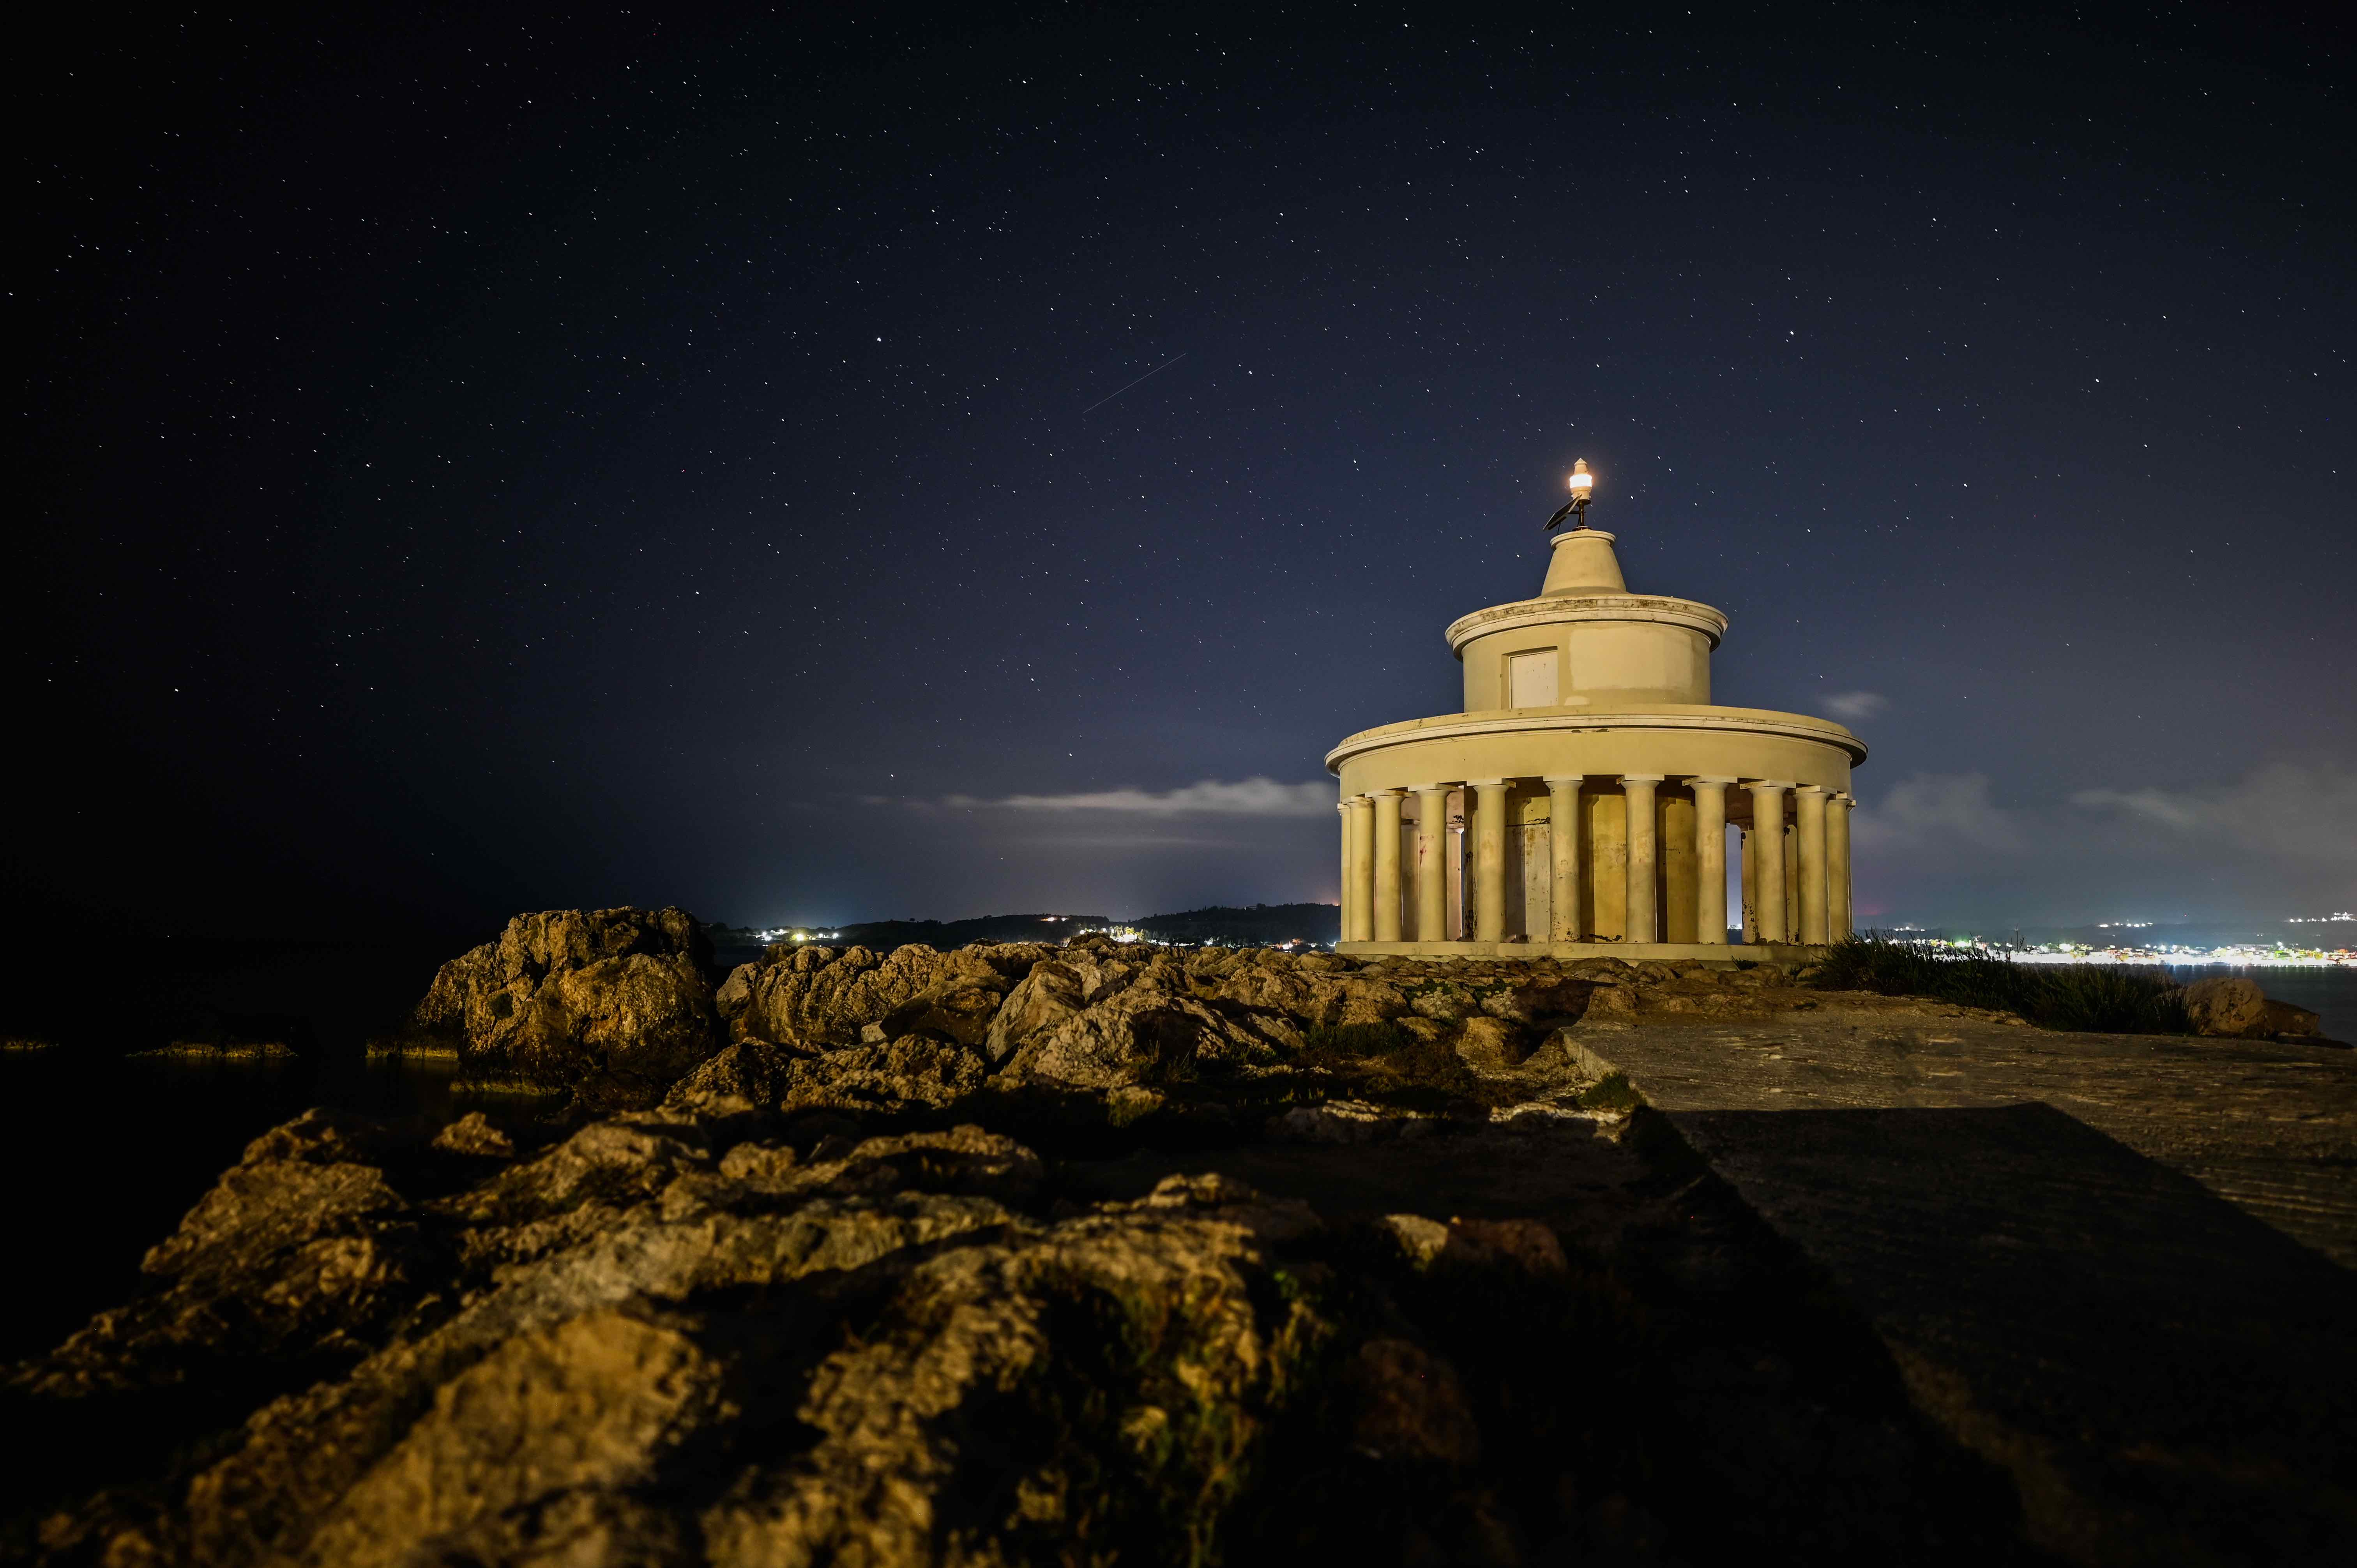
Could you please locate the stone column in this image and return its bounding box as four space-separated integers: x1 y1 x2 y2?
1472 779 1511 944
1739 824 1757 939
1619 775 1663 945
1545 776 1583 943
1829 793 1854 939
1794 786 1830 944
1371 790 1404 943
1343 795 1375 943
1745 782 1790 943
1412 784 1450 944
1783 821 1799 939
1662 794 1697 942
1336 802 1353 943
1692 777 1732 945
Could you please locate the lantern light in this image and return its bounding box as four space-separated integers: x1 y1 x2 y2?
1544 459 1598 532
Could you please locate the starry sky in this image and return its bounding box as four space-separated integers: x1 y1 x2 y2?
17 3 2353 941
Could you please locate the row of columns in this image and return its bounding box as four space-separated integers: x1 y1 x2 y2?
1338 777 1855 948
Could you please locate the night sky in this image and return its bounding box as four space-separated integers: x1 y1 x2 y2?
18 4 2353 941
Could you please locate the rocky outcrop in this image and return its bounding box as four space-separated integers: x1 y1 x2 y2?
12 1109 1606 1568
410 908 723 1101
723 942 1051 1050
2183 975 2324 1040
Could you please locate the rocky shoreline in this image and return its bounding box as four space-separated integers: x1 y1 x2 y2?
8 908 2340 1566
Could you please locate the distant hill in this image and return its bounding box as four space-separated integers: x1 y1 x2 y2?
1128 903 1339 946
832 913 1111 950
810 903 1342 952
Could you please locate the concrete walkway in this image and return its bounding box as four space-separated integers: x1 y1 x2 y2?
1578 1008 2357 1568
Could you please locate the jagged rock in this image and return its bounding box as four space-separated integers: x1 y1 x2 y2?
1001 961 1295 1090
698 1171 1320 1565
779 1034 990 1114
411 908 722 1099
22 1110 429 1399
657 1036 990 1122
430 1112 516 1158
730 942 1050 1050
292 1311 725 1568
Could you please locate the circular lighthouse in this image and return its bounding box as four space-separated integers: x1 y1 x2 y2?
1326 512 1865 958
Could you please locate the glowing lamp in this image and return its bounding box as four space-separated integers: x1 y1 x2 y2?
1544 459 1597 532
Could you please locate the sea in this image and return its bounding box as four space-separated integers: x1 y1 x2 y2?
1 941 2350 1368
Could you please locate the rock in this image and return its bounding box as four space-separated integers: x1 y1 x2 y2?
2265 999 2322 1038
982 957 1093 1063
1582 984 1639 1023
1349 1337 1482 1468
292 1311 725 1568
1454 1015 1531 1069
657 1035 989 1121
22 1110 429 1400
1379 1213 1569 1277
730 942 1048 1051
1001 967 1291 1090
411 908 722 1100
1271 1098 1444 1144
431 1113 516 1158
777 1034 990 1114
2184 976 2269 1037
658 1040 810 1128
713 962 758 1022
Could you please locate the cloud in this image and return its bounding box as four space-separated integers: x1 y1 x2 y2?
1823 690 1888 722
940 777 1335 818
1851 772 2025 851
2073 762 2357 867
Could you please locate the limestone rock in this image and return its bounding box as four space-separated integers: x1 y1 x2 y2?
412 908 722 1100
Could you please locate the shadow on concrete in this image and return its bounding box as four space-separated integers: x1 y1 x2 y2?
1670 1102 2357 1568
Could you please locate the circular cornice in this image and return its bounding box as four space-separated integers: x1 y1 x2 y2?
1443 594 1728 656
1324 706 1868 772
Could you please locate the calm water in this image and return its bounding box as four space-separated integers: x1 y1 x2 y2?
3 945 2350 1365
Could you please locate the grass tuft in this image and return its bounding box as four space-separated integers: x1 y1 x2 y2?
1810 936 2189 1034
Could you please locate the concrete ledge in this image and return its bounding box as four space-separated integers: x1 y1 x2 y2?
1337 939 1827 963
